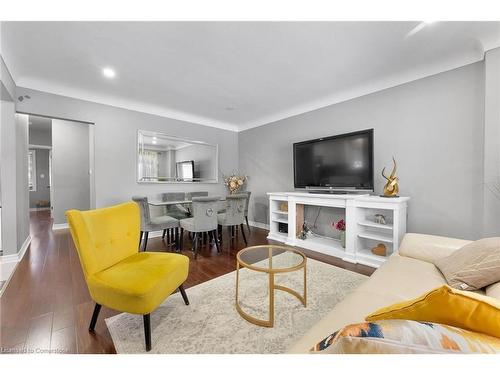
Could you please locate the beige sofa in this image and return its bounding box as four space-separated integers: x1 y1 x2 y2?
288 233 500 353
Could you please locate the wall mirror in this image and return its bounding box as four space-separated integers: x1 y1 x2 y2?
137 130 219 183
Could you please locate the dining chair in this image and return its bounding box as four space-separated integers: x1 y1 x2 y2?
179 196 221 259
66 202 190 352
132 196 180 251
186 191 209 199
241 191 251 231
217 194 248 247
161 192 190 247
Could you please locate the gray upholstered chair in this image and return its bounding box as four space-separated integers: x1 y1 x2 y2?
132 196 180 251
217 194 247 246
186 191 208 199
179 196 221 259
241 191 251 231
161 192 190 245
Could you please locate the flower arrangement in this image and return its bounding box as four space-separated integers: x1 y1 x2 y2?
333 219 346 232
223 172 247 194
332 219 346 248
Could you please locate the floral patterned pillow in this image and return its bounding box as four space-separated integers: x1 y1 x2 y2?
311 320 500 354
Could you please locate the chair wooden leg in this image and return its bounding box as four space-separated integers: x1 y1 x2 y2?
139 231 143 248
175 228 179 250
89 303 101 332
240 223 248 245
167 229 170 244
143 314 151 352
143 232 149 251
246 216 250 232
218 225 223 243
162 229 167 239
179 284 190 305
213 230 221 253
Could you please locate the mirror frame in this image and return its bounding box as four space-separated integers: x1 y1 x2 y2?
136 130 219 184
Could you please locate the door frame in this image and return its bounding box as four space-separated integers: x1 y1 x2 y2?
22 112 96 213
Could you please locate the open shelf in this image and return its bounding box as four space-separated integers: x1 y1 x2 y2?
356 248 389 267
272 210 288 215
358 231 393 243
357 220 393 230
272 217 288 224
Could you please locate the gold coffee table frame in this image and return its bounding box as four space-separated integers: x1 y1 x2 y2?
235 245 307 328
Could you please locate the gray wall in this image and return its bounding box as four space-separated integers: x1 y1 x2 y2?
239 62 486 240
15 88 239 218
28 148 50 208
52 120 90 224
482 47 500 237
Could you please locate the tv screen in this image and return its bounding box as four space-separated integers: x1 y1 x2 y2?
293 129 373 190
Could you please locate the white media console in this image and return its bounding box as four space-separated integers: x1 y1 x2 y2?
267 192 409 268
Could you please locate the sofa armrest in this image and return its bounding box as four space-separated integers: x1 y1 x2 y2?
398 233 471 264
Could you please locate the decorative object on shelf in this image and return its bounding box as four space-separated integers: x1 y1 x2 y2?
279 202 289 212
298 222 311 240
381 157 399 197
371 243 387 257
374 214 387 225
332 219 346 248
223 172 248 194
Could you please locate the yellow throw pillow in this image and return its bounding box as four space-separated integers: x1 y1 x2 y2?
365 285 500 338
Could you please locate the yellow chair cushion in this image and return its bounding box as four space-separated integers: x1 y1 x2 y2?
88 251 189 315
365 285 500 338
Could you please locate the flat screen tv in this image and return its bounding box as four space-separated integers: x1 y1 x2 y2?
293 129 374 191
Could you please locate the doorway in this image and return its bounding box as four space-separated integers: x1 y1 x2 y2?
27 115 95 228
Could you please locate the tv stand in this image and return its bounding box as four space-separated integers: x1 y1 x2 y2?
267 192 409 268
308 190 350 195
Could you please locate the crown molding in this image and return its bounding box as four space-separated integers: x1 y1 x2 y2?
12 41 498 134
237 51 487 132
15 78 239 132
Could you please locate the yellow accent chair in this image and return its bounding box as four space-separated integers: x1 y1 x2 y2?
66 201 190 351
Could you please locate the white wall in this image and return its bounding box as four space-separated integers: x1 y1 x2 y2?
239 62 487 240
15 114 30 249
482 47 500 236
15 88 239 213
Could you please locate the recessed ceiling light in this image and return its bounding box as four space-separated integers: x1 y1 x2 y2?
102 67 116 79
152 139 157 145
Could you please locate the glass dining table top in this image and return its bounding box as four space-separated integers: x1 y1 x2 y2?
148 197 226 206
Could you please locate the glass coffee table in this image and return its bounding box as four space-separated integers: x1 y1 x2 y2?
235 245 307 327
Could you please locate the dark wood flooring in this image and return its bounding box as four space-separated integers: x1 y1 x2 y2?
0 210 374 354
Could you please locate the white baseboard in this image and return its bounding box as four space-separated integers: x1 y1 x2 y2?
29 207 50 212
248 220 270 230
0 235 31 297
52 223 69 230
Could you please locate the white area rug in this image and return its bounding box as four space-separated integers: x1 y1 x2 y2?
105 255 367 354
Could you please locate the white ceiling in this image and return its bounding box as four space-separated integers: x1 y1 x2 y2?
2 21 500 131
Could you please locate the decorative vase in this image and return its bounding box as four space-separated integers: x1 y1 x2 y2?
340 231 346 248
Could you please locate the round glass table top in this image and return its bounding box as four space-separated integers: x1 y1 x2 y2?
236 245 306 273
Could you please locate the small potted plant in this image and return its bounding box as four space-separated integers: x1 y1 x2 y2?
332 219 346 248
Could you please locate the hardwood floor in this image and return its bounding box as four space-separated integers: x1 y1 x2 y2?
0 210 374 354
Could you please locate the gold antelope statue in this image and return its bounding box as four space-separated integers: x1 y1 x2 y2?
382 157 399 197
